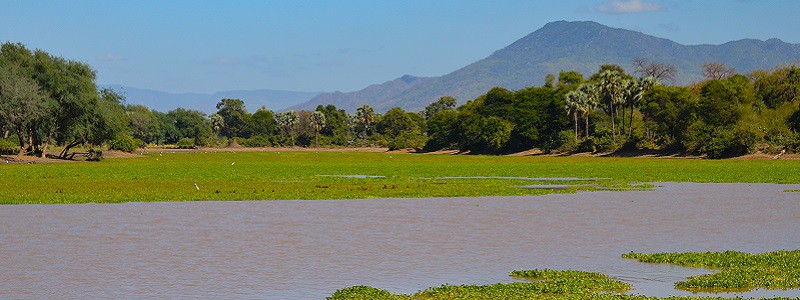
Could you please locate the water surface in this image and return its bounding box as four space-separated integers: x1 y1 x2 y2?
1 182 799 299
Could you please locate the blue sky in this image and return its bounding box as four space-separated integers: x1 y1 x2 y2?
2 0 798 94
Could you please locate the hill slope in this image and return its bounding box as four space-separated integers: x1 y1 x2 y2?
293 21 800 113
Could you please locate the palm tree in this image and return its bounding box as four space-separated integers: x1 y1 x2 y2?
210 113 225 137
577 83 600 138
276 110 299 146
565 90 583 141
598 70 625 139
356 105 375 139
310 111 326 148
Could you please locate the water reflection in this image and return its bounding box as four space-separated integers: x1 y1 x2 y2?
1 182 799 299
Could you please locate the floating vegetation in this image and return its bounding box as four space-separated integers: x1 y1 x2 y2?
328 269 630 300
622 250 800 293
785 190 800 193
317 174 387 179
435 176 609 181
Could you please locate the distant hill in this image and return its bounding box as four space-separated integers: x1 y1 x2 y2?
292 20 800 113
103 85 322 114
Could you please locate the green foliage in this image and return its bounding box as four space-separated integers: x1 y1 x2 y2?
108 134 137 153
176 138 195 149
239 135 275 148
0 138 17 155
623 250 800 293
251 107 277 137
424 110 459 151
423 96 457 120
789 107 800 134
215 98 253 138
752 65 800 108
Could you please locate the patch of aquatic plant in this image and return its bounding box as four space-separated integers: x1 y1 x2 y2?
785 190 800 193
328 268 797 299
328 269 630 300
622 250 800 293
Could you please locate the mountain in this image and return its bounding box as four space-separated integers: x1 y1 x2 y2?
292 21 800 113
103 85 322 114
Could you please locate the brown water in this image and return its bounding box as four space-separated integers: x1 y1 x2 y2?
1 183 799 299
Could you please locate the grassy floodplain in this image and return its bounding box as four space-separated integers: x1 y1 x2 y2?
2 151 800 204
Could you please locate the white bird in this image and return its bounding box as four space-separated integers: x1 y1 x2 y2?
231 162 235 166
194 183 200 191
5 160 8 164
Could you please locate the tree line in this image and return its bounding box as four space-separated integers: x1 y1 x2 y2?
3 41 800 159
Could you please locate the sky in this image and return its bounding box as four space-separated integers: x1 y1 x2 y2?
2 0 799 94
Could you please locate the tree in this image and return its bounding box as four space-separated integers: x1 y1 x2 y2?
578 83 600 138
168 108 212 144
127 105 159 143
276 110 299 146
702 62 735 80
310 111 326 147
564 90 583 141
598 70 626 139
215 98 253 138
633 57 677 84
0 65 49 154
251 107 277 136
544 74 556 89
557 71 584 87
356 105 375 139
209 113 225 137
423 96 457 119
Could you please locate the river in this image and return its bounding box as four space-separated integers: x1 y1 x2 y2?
1 183 799 299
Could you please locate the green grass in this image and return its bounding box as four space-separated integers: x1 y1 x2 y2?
1 152 799 204
623 250 800 293
327 269 798 300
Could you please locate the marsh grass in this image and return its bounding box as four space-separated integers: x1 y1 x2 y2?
622 250 800 293
1 152 799 204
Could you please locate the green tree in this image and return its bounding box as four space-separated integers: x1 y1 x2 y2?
356 105 375 139
310 111 326 147
276 110 299 146
168 108 212 144
251 107 277 136
126 105 159 143
0 64 49 154
215 98 253 138
423 96 457 120
557 71 584 87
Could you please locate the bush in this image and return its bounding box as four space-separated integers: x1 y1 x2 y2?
386 132 427 150
705 128 757 159
0 139 17 155
240 135 274 148
108 134 137 153
133 138 146 149
555 130 579 153
176 138 196 149
593 133 621 153
86 148 103 161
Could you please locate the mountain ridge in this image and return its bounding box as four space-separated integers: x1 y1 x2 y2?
292 20 800 113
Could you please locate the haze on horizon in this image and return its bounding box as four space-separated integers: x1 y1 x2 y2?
2 0 799 95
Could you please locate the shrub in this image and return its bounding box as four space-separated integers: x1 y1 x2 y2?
86 149 103 161
108 134 137 153
176 138 196 149
386 132 427 150
705 128 757 159
555 130 579 153
240 135 274 148
0 139 17 155
132 138 146 149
